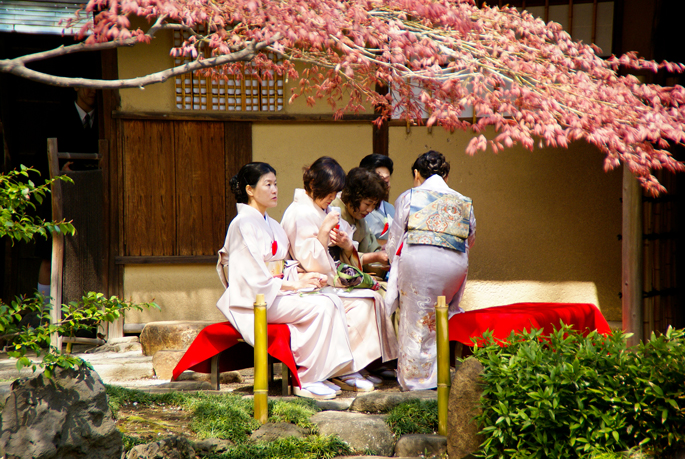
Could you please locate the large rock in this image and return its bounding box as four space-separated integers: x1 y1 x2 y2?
86 337 142 354
250 422 308 442
447 357 485 459
139 321 215 356
175 370 242 385
393 434 446 458
311 411 395 456
349 390 436 413
0 365 122 459
125 436 195 459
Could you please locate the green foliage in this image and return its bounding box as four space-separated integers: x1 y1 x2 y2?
106 385 189 417
190 394 260 442
386 399 439 436
106 386 351 458
268 397 320 431
1 291 158 377
0 165 155 376
471 325 685 459
207 435 352 459
0 165 75 243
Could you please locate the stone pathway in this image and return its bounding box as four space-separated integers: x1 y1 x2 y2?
0 339 447 458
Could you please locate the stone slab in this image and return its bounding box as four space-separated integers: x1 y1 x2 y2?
139 321 215 356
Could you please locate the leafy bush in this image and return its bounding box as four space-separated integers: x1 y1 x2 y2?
386 399 439 436
0 165 74 243
472 325 685 458
0 166 156 375
1 292 157 377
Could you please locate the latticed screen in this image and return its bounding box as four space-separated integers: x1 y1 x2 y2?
173 30 284 112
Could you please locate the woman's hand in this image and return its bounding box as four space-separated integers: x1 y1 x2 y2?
282 272 328 291
318 211 340 248
330 228 354 252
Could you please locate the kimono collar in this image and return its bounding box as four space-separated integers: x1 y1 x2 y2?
418 174 450 191
237 203 270 220
293 188 328 216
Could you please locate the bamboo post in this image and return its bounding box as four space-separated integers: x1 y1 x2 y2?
253 293 268 424
436 295 450 436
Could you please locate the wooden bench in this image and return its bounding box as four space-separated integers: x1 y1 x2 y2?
171 321 301 395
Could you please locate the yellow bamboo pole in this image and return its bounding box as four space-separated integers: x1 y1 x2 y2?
436 295 450 436
253 293 268 424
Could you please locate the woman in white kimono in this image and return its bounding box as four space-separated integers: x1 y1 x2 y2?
216 162 353 400
386 151 476 391
359 154 395 244
281 157 398 391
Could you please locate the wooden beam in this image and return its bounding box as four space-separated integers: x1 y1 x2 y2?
47 138 64 351
622 166 643 346
113 111 377 123
114 255 217 265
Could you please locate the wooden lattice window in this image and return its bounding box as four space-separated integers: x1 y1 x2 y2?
173 29 285 112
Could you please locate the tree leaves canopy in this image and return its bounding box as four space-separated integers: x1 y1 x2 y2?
2 0 683 193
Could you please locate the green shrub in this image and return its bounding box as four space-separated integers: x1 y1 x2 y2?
386 399 439 436
471 325 685 459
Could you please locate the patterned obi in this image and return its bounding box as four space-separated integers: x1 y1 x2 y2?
407 189 472 253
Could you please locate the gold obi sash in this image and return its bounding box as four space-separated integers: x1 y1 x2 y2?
407 189 472 253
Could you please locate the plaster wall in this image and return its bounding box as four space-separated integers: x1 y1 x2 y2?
252 123 375 219
123 264 226 324
388 126 622 321
116 20 369 115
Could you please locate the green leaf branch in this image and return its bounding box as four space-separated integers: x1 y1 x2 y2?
1 292 159 378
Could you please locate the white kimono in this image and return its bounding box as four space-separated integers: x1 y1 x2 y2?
216 204 354 385
281 189 398 369
386 175 476 391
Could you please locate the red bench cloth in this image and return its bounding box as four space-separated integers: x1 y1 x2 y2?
171 321 302 388
449 302 612 346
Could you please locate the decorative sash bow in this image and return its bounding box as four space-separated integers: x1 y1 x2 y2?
407 189 472 253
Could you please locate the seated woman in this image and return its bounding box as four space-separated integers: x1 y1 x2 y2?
359 154 395 244
386 151 476 391
216 162 353 400
330 167 389 271
281 157 398 390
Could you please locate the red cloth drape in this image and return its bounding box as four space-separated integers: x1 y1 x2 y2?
171 321 301 387
449 302 612 346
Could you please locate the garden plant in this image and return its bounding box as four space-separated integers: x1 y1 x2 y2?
472 325 685 459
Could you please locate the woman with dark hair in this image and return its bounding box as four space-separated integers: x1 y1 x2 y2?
331 167 389 267
385 151 476 391
359 154 395 243
281 157 398 392
216 162 355 400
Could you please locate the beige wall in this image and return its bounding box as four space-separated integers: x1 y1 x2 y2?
116 23 370 115
252 123 374 219
388 126 622 320
123 264 226 325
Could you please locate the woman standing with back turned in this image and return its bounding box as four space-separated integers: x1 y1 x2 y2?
385 151 476 391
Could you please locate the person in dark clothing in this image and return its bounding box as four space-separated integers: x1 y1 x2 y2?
36 87 99 297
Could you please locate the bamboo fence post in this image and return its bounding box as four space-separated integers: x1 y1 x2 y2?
436 295 450 436
47 138 64 352
253 293 268 424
